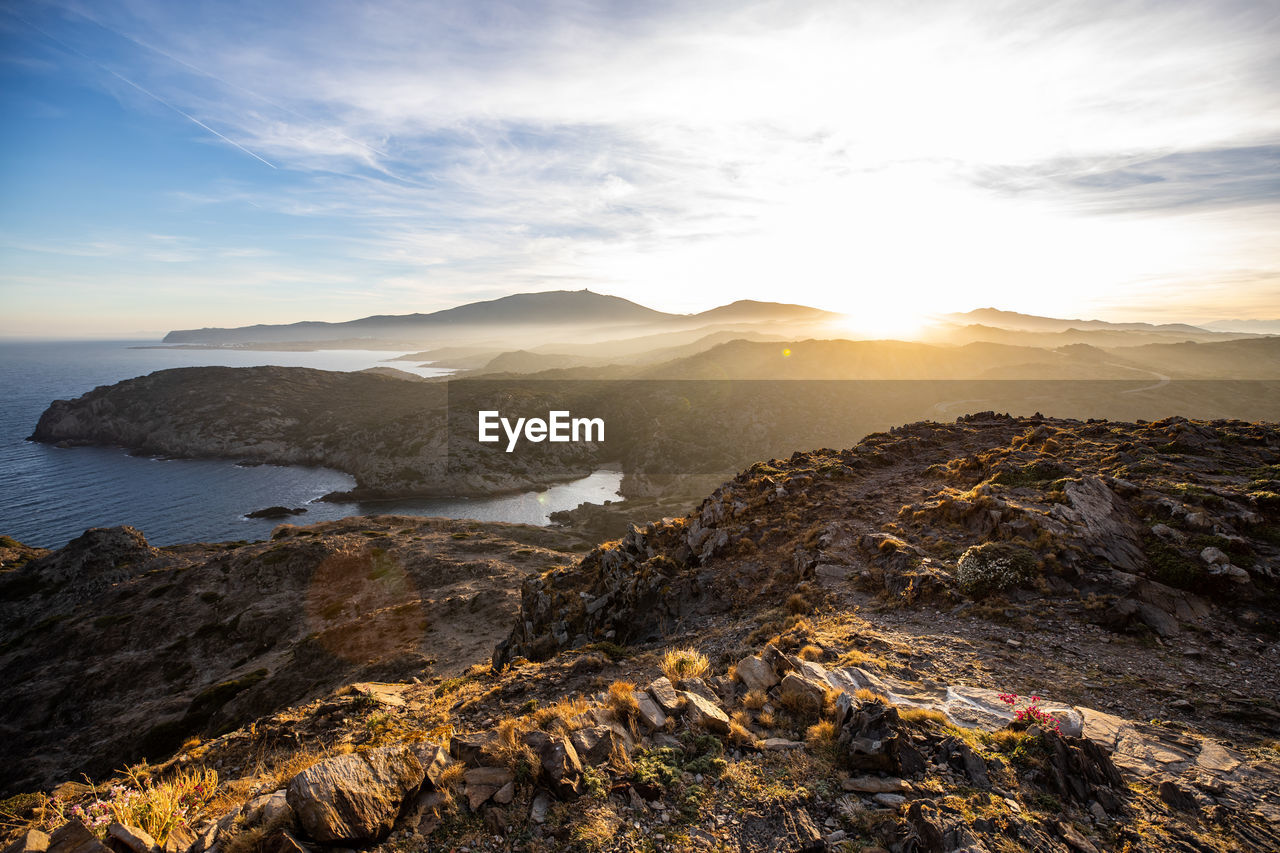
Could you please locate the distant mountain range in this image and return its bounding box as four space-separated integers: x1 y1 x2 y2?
162 289 1272 355
162 291 838 346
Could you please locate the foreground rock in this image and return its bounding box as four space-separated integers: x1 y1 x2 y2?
286 747 425 844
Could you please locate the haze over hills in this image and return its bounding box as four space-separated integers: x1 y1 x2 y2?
160 290 1269 357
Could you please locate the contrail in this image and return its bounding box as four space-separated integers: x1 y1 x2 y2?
14 12 277 169
94 63 277 169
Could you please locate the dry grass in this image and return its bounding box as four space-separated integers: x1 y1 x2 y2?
434 761 467 813
569 803 625 850
660 647 710 682
805 719 838 748
899 707 948 726
854 687 890 704
606 680 639 722
742 689 768 710
483 718 537 773
532 695 593 734
777 689 821 720
797 644 824 661
786 593 813 615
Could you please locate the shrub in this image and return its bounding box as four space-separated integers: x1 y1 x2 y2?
785 593 813 615
954 543 1038 595
660 648 710 682
606 681 639 722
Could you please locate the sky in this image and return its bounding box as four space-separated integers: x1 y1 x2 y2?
1 0 1278 337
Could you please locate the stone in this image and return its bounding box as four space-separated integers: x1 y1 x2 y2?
4 832 50 853
448 732 496 767
523 730 582 797
958 743 990 790
242 791 291 828
107 824 157 853
632 691 668 730
263 831 308 853
464 766 513 787
1157 780 1197 812
1058 824 1100 853
570 724 628 766
1207 563 1250 583
160 827 195 853
285 746 426 844
1200 547 1229 566
841 776 908 793
734 656 779 692
47 821 109 853
1185 511 1214 531
680 690 731 735
873 793 906 807
778 673 827 709
645 677 684 715
762 738 806 751
677 677 719 705
411 741 450 788
530 792 553 824
493 781 515 805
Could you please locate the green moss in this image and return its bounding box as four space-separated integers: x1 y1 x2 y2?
1142 535 1203 589
990 462 1064 488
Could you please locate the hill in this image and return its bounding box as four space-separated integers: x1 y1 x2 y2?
2 415 1279 852
162 291 677 346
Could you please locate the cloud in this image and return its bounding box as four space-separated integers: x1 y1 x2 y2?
5 0 1280 328
972 145 1280 213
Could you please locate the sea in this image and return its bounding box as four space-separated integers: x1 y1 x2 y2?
0 340 622 549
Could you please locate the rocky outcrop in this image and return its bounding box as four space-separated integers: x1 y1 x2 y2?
285 746 425 843
28 366 599 500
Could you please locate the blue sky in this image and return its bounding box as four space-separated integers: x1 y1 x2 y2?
2 0 1278 336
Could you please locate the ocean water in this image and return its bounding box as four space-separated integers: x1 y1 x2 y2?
0 341 621 549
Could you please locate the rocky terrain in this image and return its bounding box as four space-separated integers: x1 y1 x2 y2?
4 414 1280 853
0 517 590 795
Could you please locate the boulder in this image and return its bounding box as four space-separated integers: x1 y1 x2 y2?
448 732 496 767
779 673 827 709
105 824 157 853
676 677 718 705
570 724 628 766
4 831 50 853
631 691 668 730
523 730 582 797
286 746 425 844
645 677 684 715
158 827 195 853
464 767 513 810
241 790 290 828
411 741 451 788
47 821 108 853
681 690 731 735
734 656 779 692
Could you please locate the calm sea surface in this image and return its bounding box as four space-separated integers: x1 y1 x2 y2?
0 341 621 548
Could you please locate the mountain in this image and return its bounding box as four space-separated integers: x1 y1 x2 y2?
691 299 840 323
162 290 678 345
945 308 1213 335
160 292 841 348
